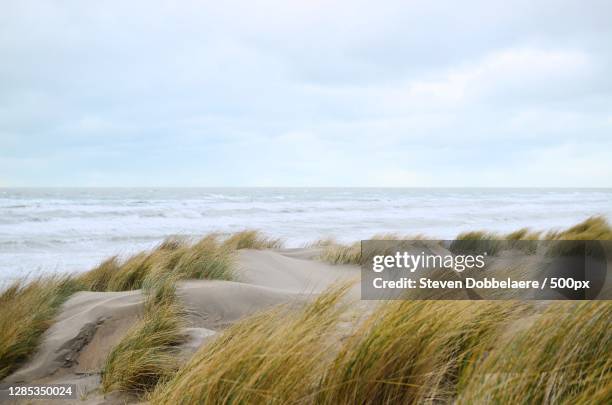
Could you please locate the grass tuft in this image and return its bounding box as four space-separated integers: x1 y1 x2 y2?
0 276 81 379
320 242 362 265
172 236 234 280
317 301 529 404
318 234 428 265
223 230 283 250
77 256 121 292
101 277 187 394
151 284 352 404
77 235 235 292
1 234 233 382
458 301 612 403
547 215 612 240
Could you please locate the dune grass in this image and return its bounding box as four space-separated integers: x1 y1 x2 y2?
0 233 233 381
78 234 234 292
151 284 352 404
2 220 611 402
101 276 187 394
170 236 234 281
457 301 612 404
546 215 612 240
0 276 81 379
149 299 610 404
223 230 283 250
317 233 425 265
319 241 362 265
455 215 611 242
319 216 612 265
91 235 236 394
317 301 530 404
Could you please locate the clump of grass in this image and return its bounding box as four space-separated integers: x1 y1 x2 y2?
320 217 611 265
506 228 541 240
172 236 234 281
100 236 234 394
319 234 428 265
223 230 283 250
458 301 612 403
454 216 611 245
546 215 612 240
156 236 189 251
77 256 121 292
77 235 234 292
452 217 612 256
317 301 528 404
320 242 362 265
105 252 158 291
151 284 351 404
101 276 187 394
0 276 81 379
1 234 232 382
451 231 503 255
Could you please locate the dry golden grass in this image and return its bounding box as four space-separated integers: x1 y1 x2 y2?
1 234 232 382
101 276 187 394
77 235 234 292
318 234 428 265
2 220 611 402
455 215 611 242
100 218 612 399
458 301 611 404
223 230 283 250
321 216 612 265
150 284 352 404
547 215 612 240
0 276 81 379
317 301 530 404
171 236 234 281
319 241 362 265
77 256 121 292
149 299 610 404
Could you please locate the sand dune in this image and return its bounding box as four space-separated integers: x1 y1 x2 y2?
3 291 143 385
237 249 358 292
0 248 360 403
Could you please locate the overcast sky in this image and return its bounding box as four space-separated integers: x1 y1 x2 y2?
1 0 611 187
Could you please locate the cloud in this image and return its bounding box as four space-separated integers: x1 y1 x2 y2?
0 1 611 186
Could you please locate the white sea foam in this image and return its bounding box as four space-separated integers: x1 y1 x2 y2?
1 188 611 280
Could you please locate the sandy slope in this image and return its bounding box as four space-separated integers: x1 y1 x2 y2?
0 249 360 403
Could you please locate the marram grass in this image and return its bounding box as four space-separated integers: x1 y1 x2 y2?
150 284 352 404
320 216 612 265
77 234 234 292
317 300 530 404
0 232 236 381
223 230 283 250
149 299 610 404
457 301 612 404
0 276 81 379
318 233 428 265
101 277 187 394
1 220 611 403
319 241 362 265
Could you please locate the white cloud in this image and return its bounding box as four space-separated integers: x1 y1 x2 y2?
0 1 611 186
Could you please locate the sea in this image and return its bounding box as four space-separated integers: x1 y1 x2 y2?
1 188 611 281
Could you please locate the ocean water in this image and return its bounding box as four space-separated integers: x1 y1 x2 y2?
1 188 611 281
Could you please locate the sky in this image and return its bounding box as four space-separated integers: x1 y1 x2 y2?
1 0 611 187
